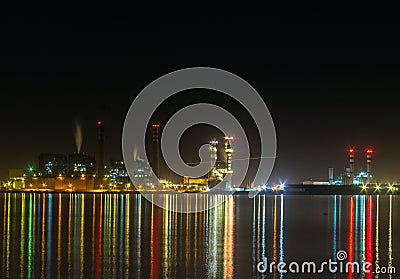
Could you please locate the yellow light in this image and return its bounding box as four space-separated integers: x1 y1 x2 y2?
374 184 381 191
361 184 368 191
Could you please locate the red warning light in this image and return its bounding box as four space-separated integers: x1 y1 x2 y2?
366 149 373 154
152 124 160 128
348 148 355 154
97 121 102 125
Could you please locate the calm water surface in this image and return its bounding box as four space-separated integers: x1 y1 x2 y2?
0 193 398 278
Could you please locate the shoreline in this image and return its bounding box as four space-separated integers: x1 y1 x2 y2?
0 187 399 195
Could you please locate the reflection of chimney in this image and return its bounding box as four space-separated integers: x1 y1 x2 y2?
152 124 160 177
328 167 334 185
97 121 105 177
366 148 373 184
348 148 355 185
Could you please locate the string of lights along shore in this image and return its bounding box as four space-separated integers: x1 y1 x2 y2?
0 122 399 194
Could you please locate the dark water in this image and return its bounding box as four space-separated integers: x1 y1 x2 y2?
0 193 398 278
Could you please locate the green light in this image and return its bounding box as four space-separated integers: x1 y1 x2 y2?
27 166 34 172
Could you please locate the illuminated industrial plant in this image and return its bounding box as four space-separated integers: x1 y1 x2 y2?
342 147 374 185
207 136 234 189
303 146 377 186
2 118 400 195
2 120 118 191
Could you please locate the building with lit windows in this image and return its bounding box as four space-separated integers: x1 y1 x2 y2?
108 160 130 186
130 159 152 187
68 154 96 176
38 153 68 177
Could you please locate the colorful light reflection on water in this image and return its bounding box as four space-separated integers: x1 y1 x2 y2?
0 193 398 278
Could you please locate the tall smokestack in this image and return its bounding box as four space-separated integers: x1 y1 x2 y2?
209 138 218 181
97 120 105 177
152 124 160 177
366 148 373 184
224 136 234 189
224 137 234 173
328 167 334 185
348 148 355 185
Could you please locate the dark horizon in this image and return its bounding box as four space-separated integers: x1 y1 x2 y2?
2 7 400 183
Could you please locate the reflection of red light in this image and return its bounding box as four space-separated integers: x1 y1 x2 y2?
348 196 354 279
365 196 373 279
152 124 160 128
151 207 160 279
97 121 102 125
96 198 103 279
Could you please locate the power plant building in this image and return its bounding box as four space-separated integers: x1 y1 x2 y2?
303 147 375 186
38 153 68 177
208 136 234 189
68 153 96 176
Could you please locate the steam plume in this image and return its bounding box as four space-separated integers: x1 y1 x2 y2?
73 121 83 154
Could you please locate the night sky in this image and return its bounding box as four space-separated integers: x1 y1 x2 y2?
1 6 400 183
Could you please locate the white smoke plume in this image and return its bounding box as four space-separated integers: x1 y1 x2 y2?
73 120 83 154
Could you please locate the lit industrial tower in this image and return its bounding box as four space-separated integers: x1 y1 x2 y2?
348 147 355 185
366 148 373 183
209 138 218 179
224 136 234 173
224 136 234 190
97 120 105 177
210 138 218 167
152 124 160 177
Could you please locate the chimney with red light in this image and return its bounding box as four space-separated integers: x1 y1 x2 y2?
97 120 105 177
348 147 355 185
366 148 373 183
